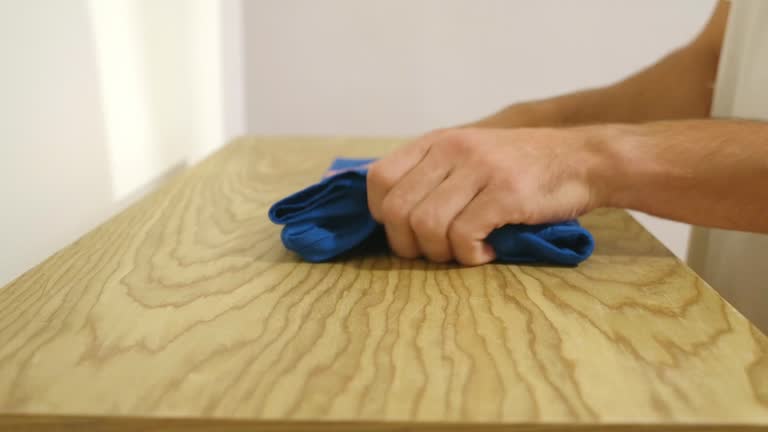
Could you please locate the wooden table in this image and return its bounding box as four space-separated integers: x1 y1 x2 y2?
2 137 768 431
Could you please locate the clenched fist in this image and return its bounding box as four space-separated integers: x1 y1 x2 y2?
366 127 607 265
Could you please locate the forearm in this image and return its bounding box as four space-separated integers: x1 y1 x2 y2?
468 2 727 129
469 43 719 128
587 120 768 232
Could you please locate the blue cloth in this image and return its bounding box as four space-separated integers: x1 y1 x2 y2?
269 158 595 265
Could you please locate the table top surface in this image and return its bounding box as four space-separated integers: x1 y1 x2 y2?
2 137 768 431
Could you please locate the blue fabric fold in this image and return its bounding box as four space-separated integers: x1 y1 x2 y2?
269 158 594 266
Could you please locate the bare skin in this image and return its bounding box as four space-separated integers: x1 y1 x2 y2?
367 1 768 265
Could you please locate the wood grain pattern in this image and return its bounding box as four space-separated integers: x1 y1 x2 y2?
1 136 767 431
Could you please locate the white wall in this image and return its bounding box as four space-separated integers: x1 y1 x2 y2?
0 0 115 286
0 0 245 286
243 0 716 258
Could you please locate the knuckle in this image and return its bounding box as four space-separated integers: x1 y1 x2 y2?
380 195 410 224
434 129 472 154
446 130 472 151
367 163 396 189
409 207 441 240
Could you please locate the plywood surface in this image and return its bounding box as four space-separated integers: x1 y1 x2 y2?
1 137 767 431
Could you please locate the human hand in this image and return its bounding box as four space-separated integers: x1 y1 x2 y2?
366 127 605 265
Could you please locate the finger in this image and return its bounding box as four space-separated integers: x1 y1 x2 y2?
383 224 420 259
367 137 433 222
449 188 519 266
367 140 431 260
383 147 453 222
409 168 485 262
379 148 453 259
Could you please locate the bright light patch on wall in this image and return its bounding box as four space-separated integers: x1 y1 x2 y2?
87 0 244 199
188 0 226 163
88 0 161 202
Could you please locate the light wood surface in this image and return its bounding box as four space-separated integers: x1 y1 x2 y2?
1 137 768 431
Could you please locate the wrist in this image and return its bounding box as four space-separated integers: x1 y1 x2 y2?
574 123 650 210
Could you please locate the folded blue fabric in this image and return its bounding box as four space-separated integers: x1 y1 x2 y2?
269 158 595 265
